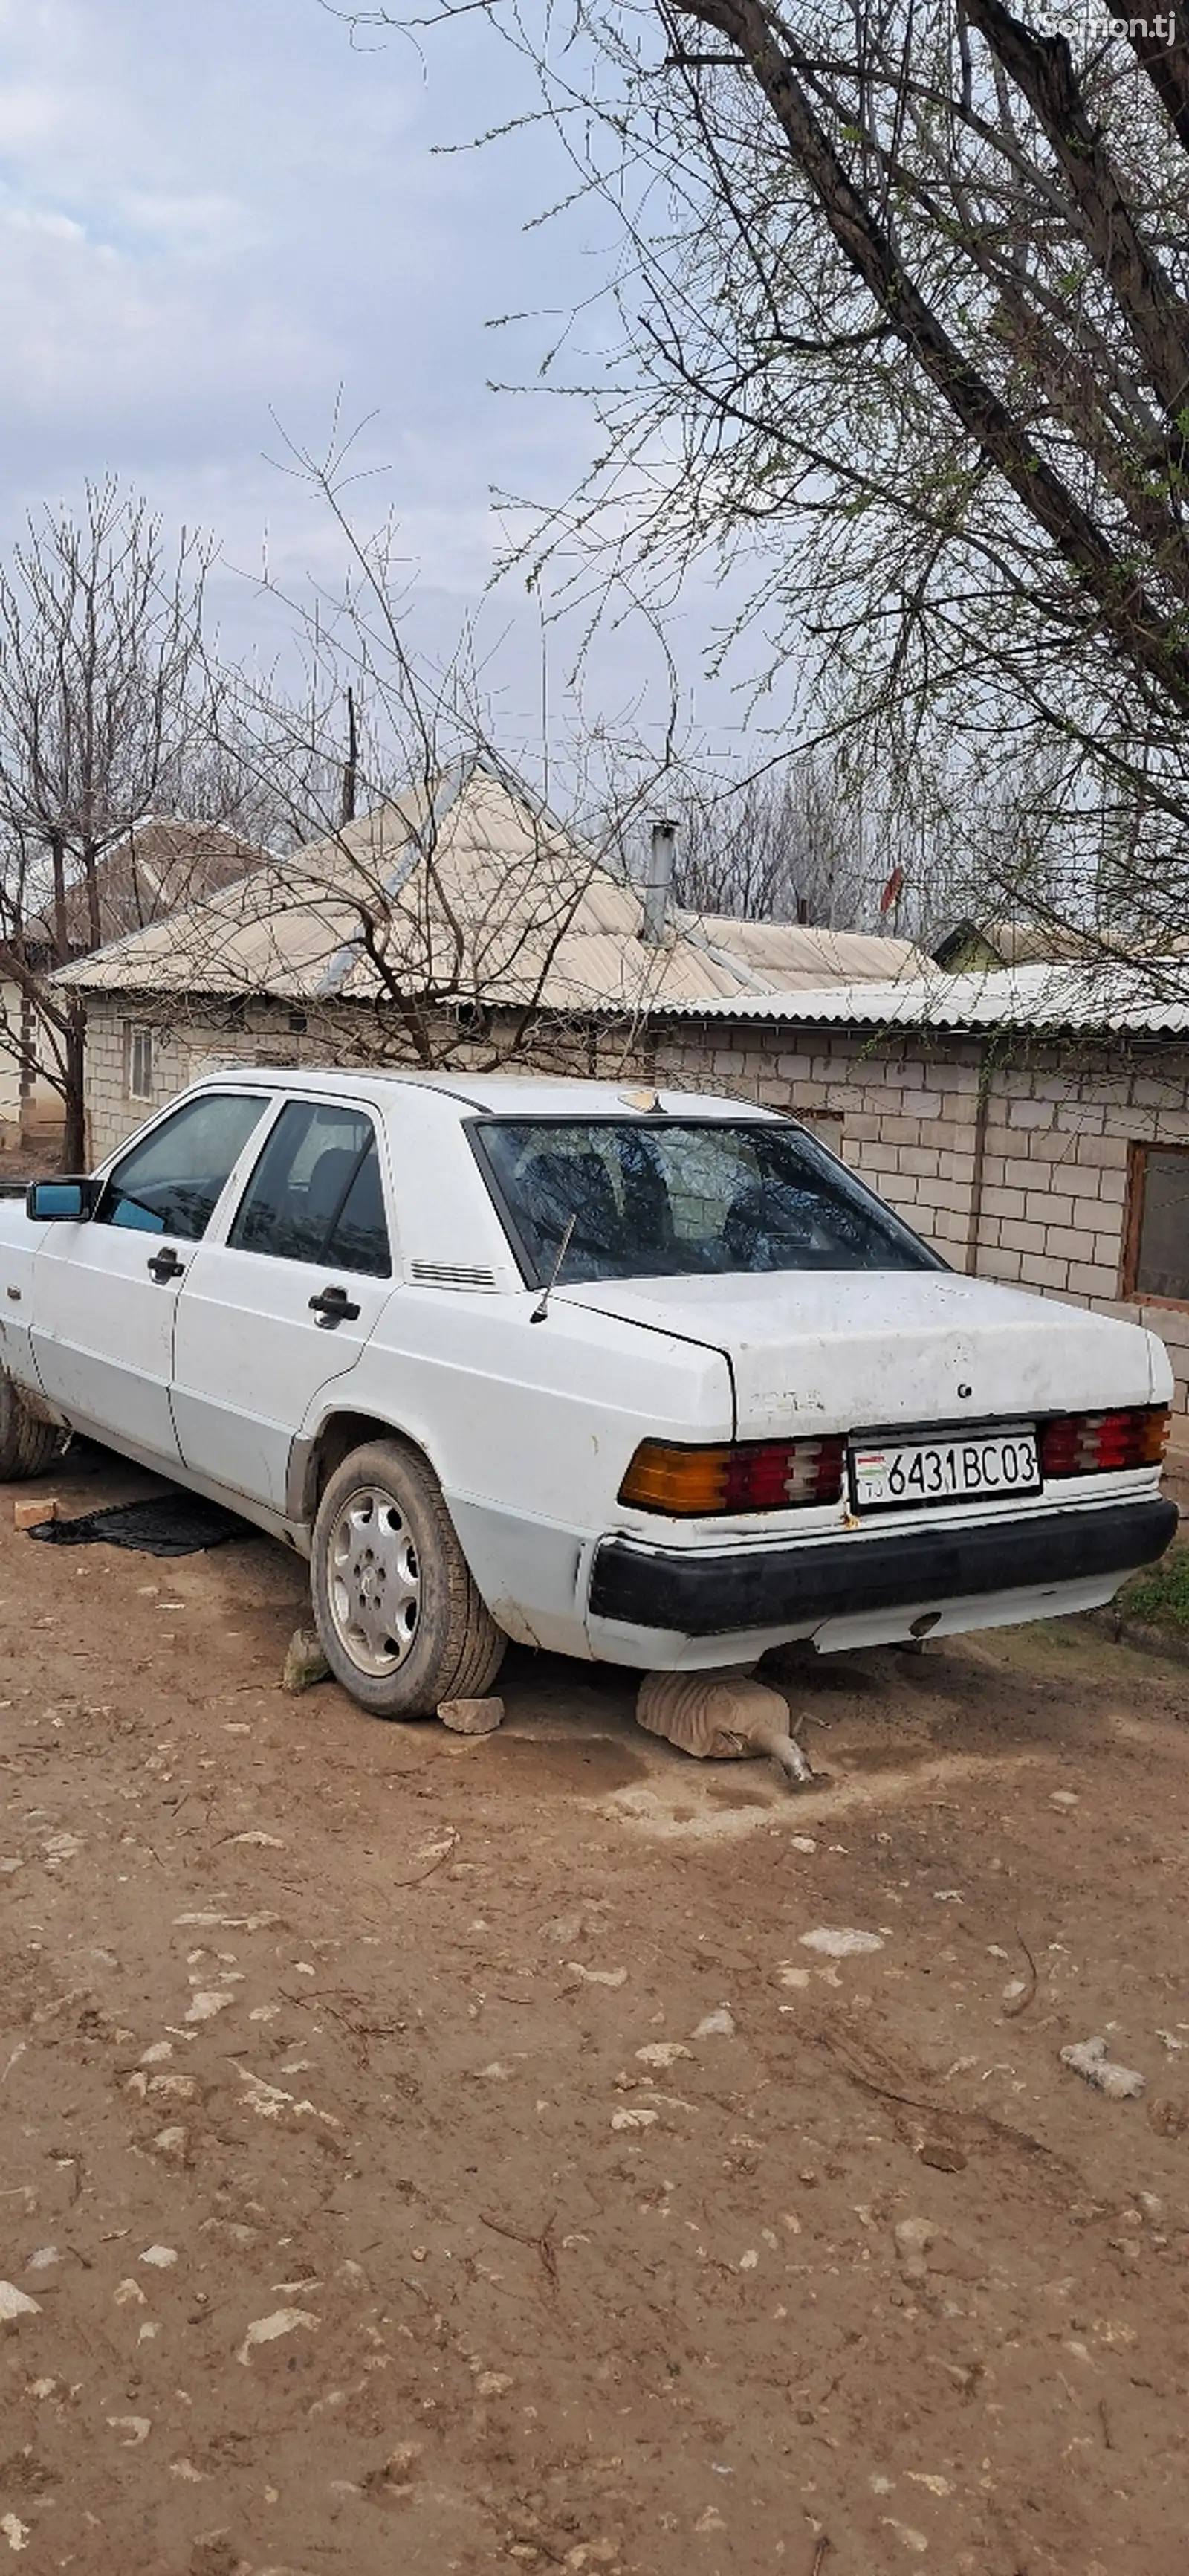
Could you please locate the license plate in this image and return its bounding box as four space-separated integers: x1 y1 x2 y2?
849 1428 1040 1511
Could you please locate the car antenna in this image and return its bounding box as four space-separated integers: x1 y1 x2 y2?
530 1213 577 1324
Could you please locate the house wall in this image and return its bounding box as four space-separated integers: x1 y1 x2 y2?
0 984 22 1145
85 999 326 1163
0 982 63 1152
654 1019 1189 1420
82 995 645 1163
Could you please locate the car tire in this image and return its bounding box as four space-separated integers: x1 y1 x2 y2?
0 1369 60 1482
310 1436 506 1719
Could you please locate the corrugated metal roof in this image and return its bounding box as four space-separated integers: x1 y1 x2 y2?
682 913 922 986
54 757 926 1014
648 959 1189 1035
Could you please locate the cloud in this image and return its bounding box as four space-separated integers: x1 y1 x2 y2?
0 1 583 509
0 0 749 753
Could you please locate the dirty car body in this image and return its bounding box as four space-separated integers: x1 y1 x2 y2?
0 1070 1176 1675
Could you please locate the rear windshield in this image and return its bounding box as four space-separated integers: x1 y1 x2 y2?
473 1117 943 1285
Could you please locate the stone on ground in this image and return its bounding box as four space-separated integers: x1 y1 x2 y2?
438 1695 505 1735
282 1628 330 1694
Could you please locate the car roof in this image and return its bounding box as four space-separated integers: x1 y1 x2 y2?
193 1066 780 1122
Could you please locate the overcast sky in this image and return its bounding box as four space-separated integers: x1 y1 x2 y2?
0 0 765 781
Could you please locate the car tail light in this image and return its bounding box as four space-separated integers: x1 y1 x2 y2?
1040 1404 1170 1479
618 1436 846 1516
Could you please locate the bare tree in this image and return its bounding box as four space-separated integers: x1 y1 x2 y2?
0 482 256 1163
332 0 1189 981
91 426 691 1080
660 751 867 926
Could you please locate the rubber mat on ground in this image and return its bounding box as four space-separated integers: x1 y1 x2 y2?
26 1495 243 1556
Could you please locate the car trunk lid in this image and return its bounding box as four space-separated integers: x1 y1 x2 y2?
558 1270 1157 1438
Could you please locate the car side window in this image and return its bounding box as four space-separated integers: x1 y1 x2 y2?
227 1101 392 1279
95 1094 270 1242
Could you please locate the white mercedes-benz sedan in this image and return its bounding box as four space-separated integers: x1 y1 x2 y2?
0 1069 1176 1717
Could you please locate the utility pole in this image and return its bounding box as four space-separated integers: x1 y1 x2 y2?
340 685 358 827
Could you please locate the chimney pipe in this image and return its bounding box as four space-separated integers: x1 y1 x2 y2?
641 817 677 946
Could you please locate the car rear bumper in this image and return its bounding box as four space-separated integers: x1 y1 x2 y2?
588 1497 1178 1639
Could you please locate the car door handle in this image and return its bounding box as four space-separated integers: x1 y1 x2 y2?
308 1283 361 1328
146 1247 186 1284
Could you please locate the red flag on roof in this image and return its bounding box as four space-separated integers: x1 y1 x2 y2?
879 865 905 916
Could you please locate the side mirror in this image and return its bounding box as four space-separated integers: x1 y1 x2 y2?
25 1177 101 1222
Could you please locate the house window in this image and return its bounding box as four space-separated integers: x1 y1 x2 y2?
126 1023 154 1101
1125 1145 1189 1305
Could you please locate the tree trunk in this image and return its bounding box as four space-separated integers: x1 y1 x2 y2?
60 1004 86 1172
82 839 102 953
50 831 69 967
674 0 1189 714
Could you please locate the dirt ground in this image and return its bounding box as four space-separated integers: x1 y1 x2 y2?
3 1449 1189 2576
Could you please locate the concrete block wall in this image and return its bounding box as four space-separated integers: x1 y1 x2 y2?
84 995 486 1161
0 984 62 1151
0 982 23 1143
655 1023 985 1264
654 1019 1189 1419
84 1002 316 1163
82 995 646 1163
